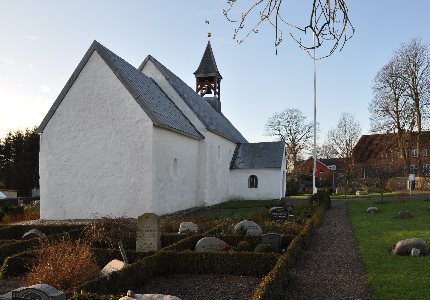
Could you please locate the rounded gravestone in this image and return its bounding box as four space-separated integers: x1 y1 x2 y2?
178 222 199 234
22 229 46 240
392 238 428 256
365 207 380 214
195 237 226 252
233 220 262 236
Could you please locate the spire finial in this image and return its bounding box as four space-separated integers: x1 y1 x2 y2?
207 32 212 40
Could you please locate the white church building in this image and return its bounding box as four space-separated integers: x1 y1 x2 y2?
37 40 287 219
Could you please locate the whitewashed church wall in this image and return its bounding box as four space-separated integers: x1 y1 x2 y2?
151 127 201 215
141 61 207 134
203 132 237 205
39 52 154 219
230 169 284 200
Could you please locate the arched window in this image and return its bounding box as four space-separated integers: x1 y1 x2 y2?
248 175 258 188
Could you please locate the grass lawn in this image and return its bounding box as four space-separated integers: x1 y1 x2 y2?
348 198 430 299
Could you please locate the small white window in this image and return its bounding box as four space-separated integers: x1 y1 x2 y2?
173 158 178 177
411 149 418 157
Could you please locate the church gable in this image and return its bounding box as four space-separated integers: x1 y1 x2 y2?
37 41 202 140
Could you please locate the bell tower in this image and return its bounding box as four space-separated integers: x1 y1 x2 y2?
194 33 222 112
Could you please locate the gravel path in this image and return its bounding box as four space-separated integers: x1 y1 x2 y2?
285 200 372 300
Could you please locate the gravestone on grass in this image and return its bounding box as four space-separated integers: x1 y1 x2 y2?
269 207 290 222
195 237 226 252
233 220 262 236
136 213 161 252
22 229 46 240
178 222 199 234
262 233 281 253
0 284 66 300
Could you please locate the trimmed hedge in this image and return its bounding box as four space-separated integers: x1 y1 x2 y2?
77 251 279 295
0 248 154 279
252 205 326 300
0 224 84 240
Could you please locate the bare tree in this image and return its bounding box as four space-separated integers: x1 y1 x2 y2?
368 157 402 203
396 39 430 175
265 108 313 169
317 140 339 159
327 112 361 175
223 0 354 57
369 58 415 174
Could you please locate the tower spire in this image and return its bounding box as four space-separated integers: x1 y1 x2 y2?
194 34 222 112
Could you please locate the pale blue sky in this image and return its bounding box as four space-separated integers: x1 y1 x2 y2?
0 1 429 142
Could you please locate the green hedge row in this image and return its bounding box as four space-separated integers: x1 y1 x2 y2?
0 224 84 240
0 248 154 279
252 205 326 300
77 251 280 295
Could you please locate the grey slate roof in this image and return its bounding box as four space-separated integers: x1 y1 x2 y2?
37 41 203 140
194 41 222 78
230 142 285 169
139 56 247 144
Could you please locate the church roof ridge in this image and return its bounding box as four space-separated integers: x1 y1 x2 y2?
193 41 222 79
139 55 247 144
37 41 203 140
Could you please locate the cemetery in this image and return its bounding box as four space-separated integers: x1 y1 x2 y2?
0 194 328 299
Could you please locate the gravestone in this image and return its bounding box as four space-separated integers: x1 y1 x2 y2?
136 213 161 252
195 237 226 252
22 229 46 240
233 220 262 236
392 238 428 256
365 207 380 214
262 233 282 253
178 222 199 234
119 294 181 300
101 259 125 276
269 207 290 222
356 190 368 195
0 284 66 300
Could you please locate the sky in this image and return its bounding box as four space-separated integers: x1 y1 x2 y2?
0 0 429 143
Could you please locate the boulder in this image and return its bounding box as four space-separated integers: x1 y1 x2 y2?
398 210 413 219
392 238 428 256
233 220 262 236
365 207 380 214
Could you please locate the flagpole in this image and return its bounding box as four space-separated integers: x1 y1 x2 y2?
312 32 317 195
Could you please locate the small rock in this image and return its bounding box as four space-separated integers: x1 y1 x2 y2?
127 290 136 297
365 207 380 214
411 248 421 257
392 238 428 256
398 210 413 219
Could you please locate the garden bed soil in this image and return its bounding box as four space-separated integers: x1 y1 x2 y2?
134 274 262 300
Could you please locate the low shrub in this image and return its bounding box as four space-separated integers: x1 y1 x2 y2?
0 250 37 278
254 243 273 253
237 240 251 252
27 236 100 290
310 190 331 209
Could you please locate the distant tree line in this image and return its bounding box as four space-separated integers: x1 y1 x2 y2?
0 128 39 196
